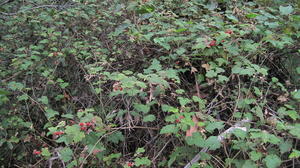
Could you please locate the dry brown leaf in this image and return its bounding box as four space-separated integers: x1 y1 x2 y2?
201 64 210 71
277 95 288 102
186 116 199 137
191 67 198 73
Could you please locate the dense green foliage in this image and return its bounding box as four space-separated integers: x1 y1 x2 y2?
1 0 300 167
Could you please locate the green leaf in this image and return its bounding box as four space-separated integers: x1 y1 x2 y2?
147 59 162 72
246 13 259 18
38 96 49 105
242 160 257 168
60 147 73 162
161 105 178 113
289 124 300 138
153 38 170 50
62 114 74 119
176 47 186 55
178 97 191 106
225 14 239 22
45 108 59 119
296 67 300 74
17 94 28 101
205 136 221 150
136 5 155 14
65 125 85 144
287 110 299 120
134 103 150 114
134 157 151 166
289 149 300 159
263 154 281 168
103 153 121 163
8 81 24 91
253 87 262 96
279 6 293 15
279 140 292 154
107 131 124 143
185 132 206 148
160 124 178 134
42 148 51 157
249 151 262 161
232 128 247 139
135 148 145 155
143 114 156 122
205 122 224 133
0 89 10 95
250 131 281 144
292 90 300 99
192 38 206 50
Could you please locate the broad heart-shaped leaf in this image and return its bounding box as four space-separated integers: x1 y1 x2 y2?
292 90 300 99
147 59 162 72
263 154 281 168
205 121 224 133
107 131 124 143
134 157 151 166
38 96 49 104
279 140 293 154
289 124 300 139
41 148 51 157
143 114 156 122
185 132 206 148
60 147 73 162
160 124 178 134
249 151 262 161
192 38 206 50
242 160 257 168
45 108 59 119
134 103 150 114
205 136 221 150
65 125 85 144
178 97 191 106
232 128 247 139
279 6 293 15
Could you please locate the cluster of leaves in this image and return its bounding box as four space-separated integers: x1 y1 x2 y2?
0 0 300 167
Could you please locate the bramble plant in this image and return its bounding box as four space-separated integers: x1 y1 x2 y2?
0 0 300 167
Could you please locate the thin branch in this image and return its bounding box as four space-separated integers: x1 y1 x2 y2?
79 130 117 168
152 138 172 162
183 119 250 168
0 0 10 6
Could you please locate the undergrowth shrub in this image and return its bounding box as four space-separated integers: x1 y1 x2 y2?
0 0 299 167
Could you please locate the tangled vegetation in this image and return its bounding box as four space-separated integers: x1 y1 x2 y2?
0 0 300 167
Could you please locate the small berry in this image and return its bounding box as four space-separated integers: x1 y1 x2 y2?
119 87 123 91
80 126 87 131
85 122 92 126
53 131 64 136
209 40 216 47
175 119 180 123
127 162 134 167
33 149 41 155
225 29 233 34
79 123 85 126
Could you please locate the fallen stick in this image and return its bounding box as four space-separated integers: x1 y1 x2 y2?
184 119 250 168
